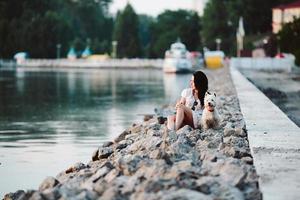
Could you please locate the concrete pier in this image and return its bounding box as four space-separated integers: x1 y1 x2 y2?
230 66 300 200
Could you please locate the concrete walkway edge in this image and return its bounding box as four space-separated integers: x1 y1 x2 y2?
230 66 300 200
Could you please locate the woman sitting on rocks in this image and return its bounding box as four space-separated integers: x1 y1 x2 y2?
167 71 208 130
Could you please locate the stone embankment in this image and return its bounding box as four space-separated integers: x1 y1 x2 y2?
17 59 163 69
3 67 262 200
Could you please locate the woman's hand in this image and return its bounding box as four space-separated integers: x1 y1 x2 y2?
175 102 184 109
175 97 185 109
175 101 181 108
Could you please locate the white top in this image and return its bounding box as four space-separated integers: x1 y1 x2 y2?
181 88 202 111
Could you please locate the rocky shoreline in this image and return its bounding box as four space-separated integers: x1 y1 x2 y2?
3 67 262 200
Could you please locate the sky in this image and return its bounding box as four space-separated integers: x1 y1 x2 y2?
109 0 208 16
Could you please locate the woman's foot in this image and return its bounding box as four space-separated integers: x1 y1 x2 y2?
167 115 175 130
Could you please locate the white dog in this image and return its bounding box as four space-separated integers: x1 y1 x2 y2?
201 91 220 130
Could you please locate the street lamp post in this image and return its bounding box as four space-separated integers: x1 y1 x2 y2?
112 41 118 59
215 38 221 51
56 44 62 59
276 35 281 54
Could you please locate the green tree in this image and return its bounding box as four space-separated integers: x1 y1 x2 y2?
278 17 300 65
24 11 73 58
138 14 154 57
149 10 201 58
0 0 70 58
201 0 297 56
113 4 141 58
202 0 234 54
0 0 113 58
226 0 296 35
63 0 113 55
182 13 202 51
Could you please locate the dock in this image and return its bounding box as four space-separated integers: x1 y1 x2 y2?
231 66 300 200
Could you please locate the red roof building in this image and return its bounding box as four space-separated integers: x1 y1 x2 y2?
272 0 300 33
274 0 300 9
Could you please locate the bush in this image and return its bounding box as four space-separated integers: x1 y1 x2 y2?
278 17 300 66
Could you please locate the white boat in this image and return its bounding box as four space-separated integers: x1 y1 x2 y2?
14 52 28 64
163 41 192 73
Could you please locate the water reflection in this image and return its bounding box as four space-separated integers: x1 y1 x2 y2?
163 73 191 104
0 68 191 196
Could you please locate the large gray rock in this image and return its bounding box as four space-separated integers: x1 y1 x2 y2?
3 190 25 200
40 188 61 200
160 189 213 200
98 147 113 159
219 162 247 187
38 177 59 191
114 130 130 143
104 168 120 183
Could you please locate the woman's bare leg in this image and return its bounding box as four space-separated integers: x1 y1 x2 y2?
175 107 184 130
167 115 175 130
183 107 194 128
175 106 194 130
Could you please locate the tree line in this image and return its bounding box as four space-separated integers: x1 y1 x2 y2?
0 0 299 64
201 0 297 55
0 0 113 58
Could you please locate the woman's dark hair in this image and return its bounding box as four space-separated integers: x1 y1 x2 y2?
193 70 208 107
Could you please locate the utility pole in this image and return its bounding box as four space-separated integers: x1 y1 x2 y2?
56 44 62 59
112 41 118 59
215 38 221 51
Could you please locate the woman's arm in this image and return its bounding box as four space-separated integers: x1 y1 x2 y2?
179 97 186 105
194 99 203 111
176 97 186 108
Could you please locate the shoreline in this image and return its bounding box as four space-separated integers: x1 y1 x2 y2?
16 58 164 70
3 67 262 200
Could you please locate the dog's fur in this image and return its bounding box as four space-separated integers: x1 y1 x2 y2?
201 91 220 130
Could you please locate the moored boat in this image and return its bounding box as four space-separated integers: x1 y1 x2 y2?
163 41 192 73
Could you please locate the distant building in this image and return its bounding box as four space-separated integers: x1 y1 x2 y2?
272 0 300 33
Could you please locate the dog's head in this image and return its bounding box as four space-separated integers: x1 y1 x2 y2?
204 91 217 111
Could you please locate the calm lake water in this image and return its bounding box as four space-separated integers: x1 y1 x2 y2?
0 68 191 196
